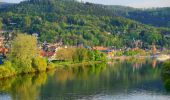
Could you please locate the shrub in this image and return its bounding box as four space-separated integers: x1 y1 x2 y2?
123 49 147 56
56 47 107 62
11 59 35 74
32 57 47 72
115 51 123 56
56 47 76 61
0 61 16 78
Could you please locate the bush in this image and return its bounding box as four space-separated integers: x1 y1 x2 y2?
56 47 76 61
11 59 35 74
56 47 107 62
0 61 16 78
123 49 146 56
32 57 47 72
74 48 88 62
115 51 123 56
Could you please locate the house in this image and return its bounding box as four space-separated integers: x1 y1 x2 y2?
40 51 55 58
0 47 8 57
40 42 62 58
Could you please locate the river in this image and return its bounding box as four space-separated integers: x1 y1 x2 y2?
0 59 170 100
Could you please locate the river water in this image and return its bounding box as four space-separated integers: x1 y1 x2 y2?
0 59 170 100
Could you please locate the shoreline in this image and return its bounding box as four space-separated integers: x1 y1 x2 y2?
0 61 103 80
111 54 170 60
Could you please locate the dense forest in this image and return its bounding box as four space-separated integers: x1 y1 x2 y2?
0 0 170 48
126 8 170 27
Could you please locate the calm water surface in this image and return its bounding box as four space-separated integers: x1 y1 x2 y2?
0 59 170 100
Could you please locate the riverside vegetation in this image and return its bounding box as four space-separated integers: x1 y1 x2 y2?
0 34 107 79
0 0 170 79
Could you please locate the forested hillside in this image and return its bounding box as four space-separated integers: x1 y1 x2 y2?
127 8 170 27
105 5 170 28
0 0 170 48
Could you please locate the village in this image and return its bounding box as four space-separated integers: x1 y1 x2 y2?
0 30 170 63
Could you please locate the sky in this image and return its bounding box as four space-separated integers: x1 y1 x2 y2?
1 0 170 8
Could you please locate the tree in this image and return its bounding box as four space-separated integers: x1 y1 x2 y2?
9 34 38 73
24 16 31 29
0 18 3 30
56 47 76 61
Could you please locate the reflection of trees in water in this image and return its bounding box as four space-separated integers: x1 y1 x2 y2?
161 61 170 92
0 73 47 100
0 61 162 100
162 73 170 92
121 58 158 70
54 63 107 83
152 59 157 69
40 61 161 100
109 59 161 82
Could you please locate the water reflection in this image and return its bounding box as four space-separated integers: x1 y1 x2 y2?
0 72 49 100
0 59 169 100
161 62 170 93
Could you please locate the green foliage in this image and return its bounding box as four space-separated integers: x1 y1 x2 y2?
23 16 31 29
124 50 139 56
162 61 170 74
93 50 106 61
115 51 123 56
0 61 15 79
0 18 2 30
56 47 76 61
74 48 88 62
115 49 146 56
127 8 170 28
0 0 170 47
8 34 38 73
124 49 145 56
162 61 170 92
32 57 47 71
56 47 107 62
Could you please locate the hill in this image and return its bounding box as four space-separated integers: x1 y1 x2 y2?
105 5 170 28
126 8 170 27
0 0 170 48
0 2 14 8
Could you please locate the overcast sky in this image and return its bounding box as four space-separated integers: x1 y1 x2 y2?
2 0 170 8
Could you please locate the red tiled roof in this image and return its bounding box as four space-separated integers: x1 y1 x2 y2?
40 51 55 57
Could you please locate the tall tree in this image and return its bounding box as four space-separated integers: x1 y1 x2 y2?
0 18 3 30
24 16 31 29
9 34 38 73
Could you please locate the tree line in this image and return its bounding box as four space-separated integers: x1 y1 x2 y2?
0 0 170 48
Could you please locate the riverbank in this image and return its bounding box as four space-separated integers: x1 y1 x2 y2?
111 54 170 61
0 61 103 80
